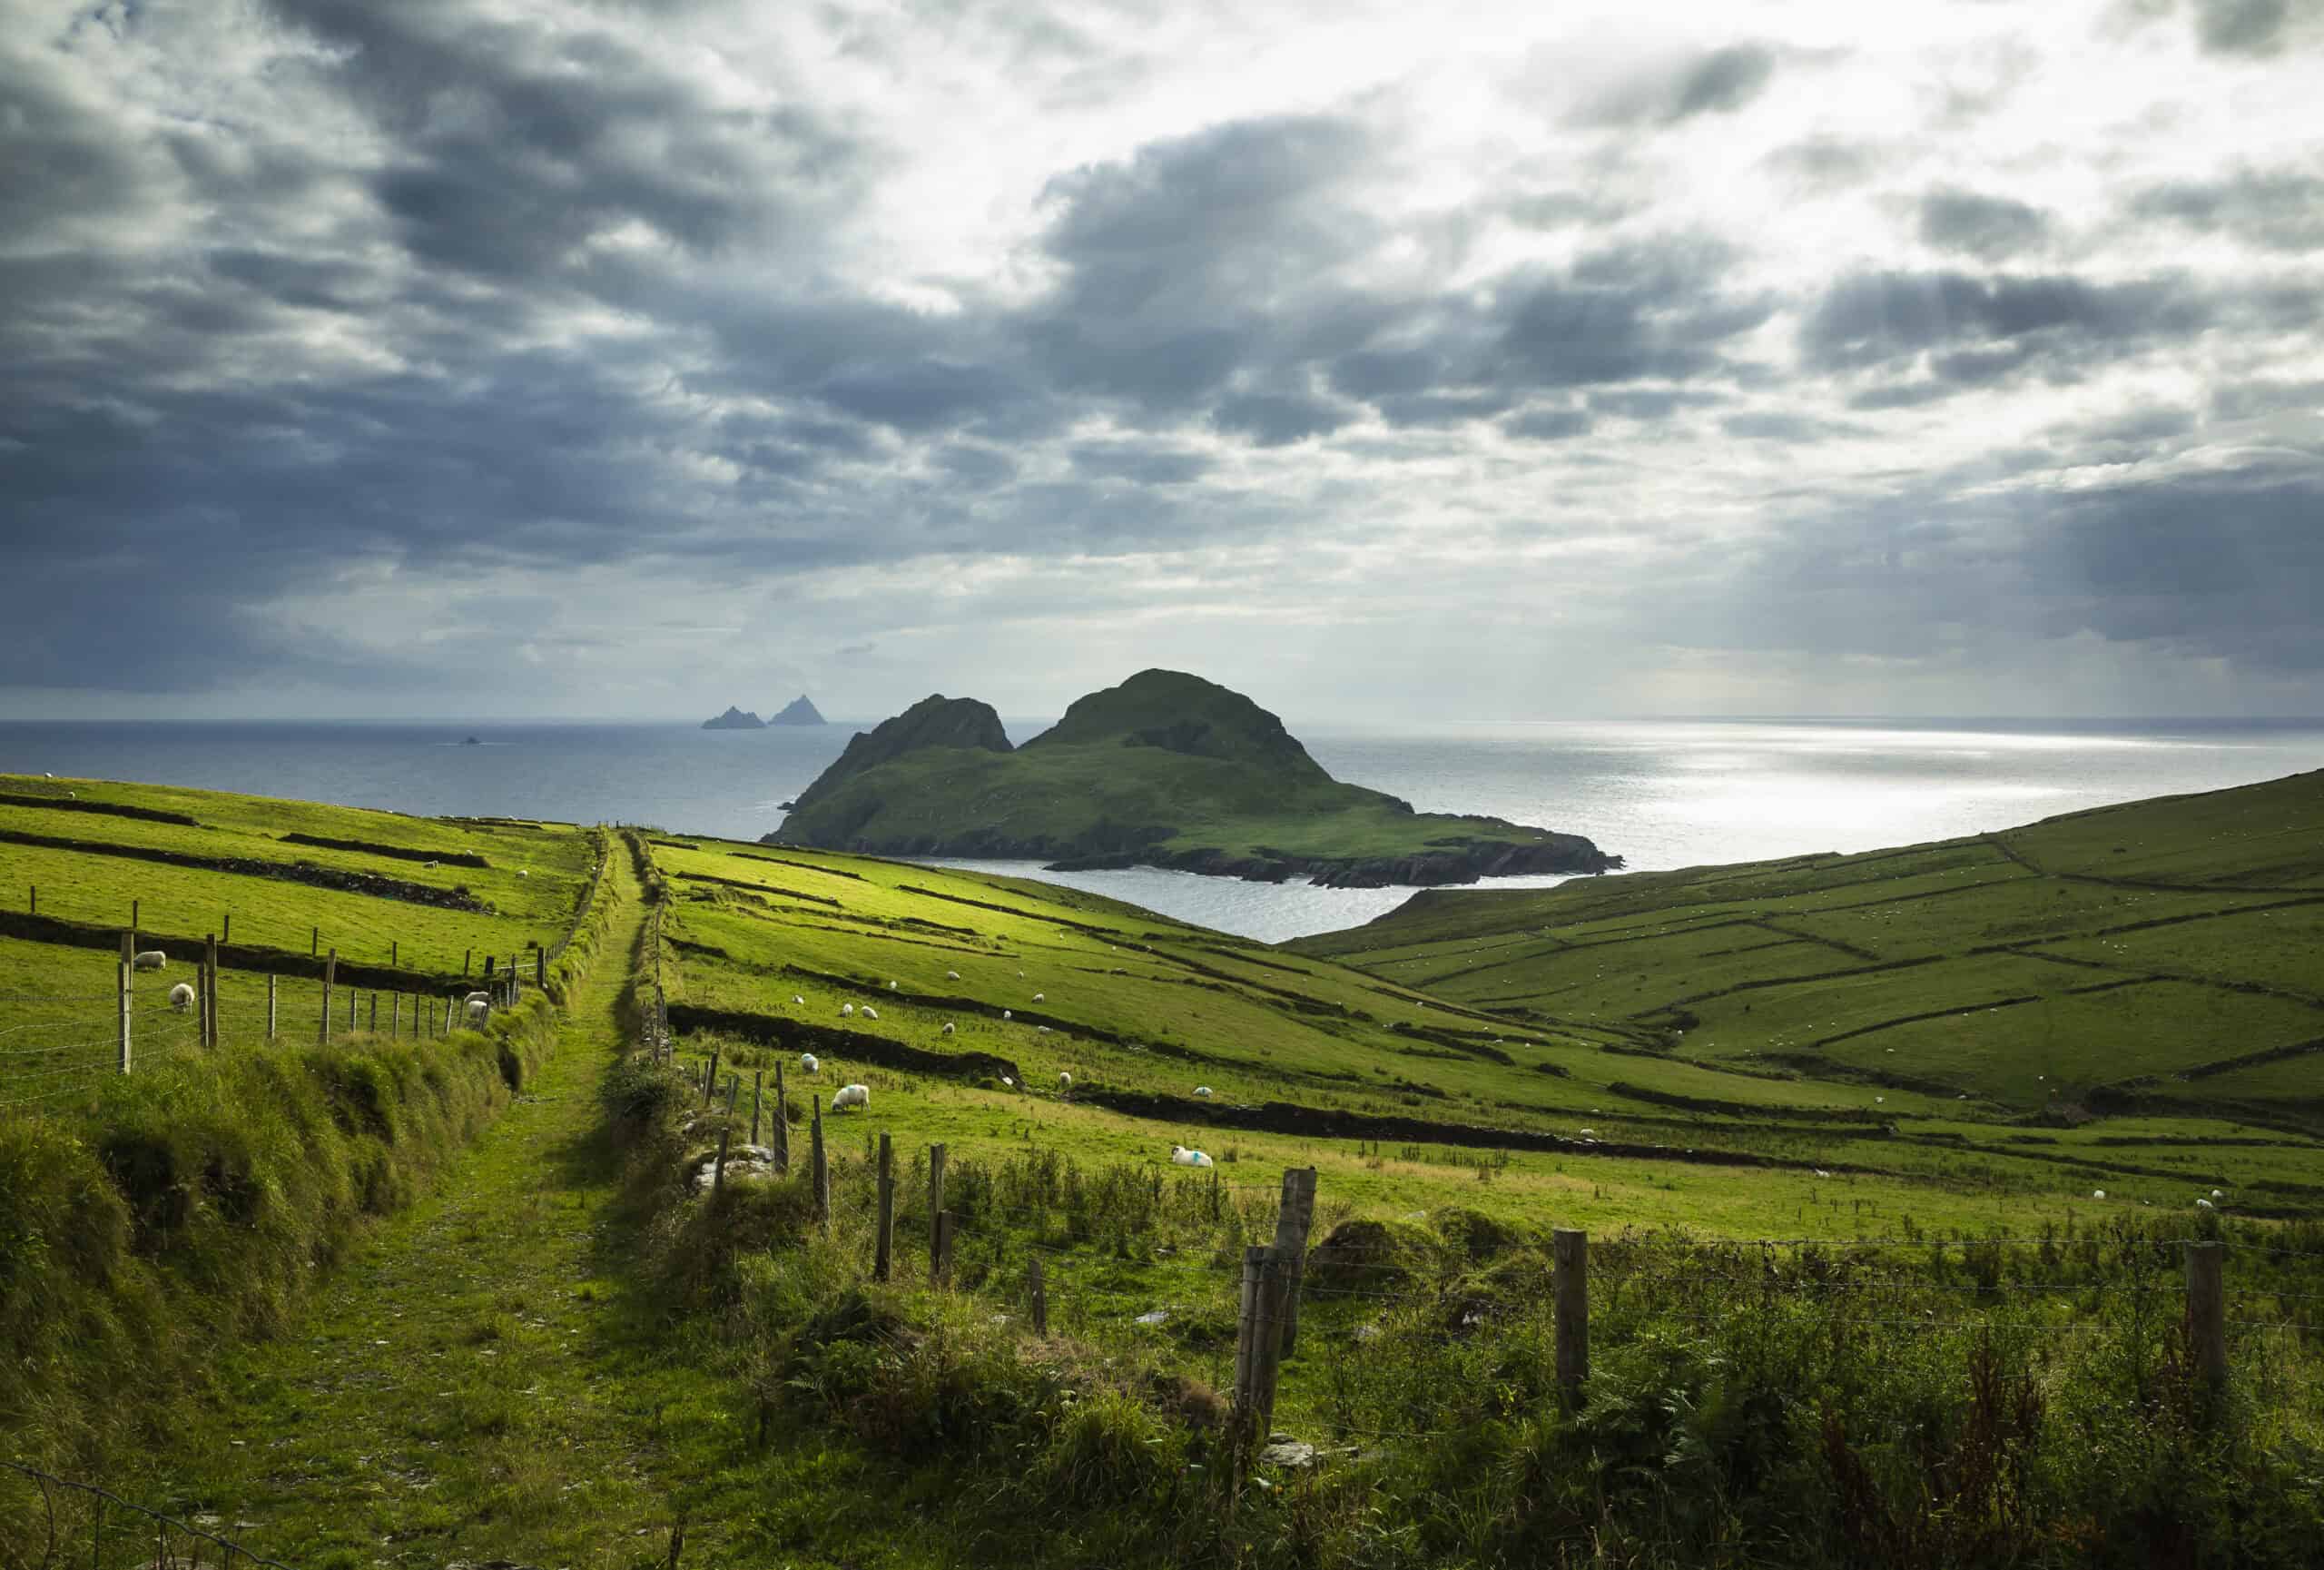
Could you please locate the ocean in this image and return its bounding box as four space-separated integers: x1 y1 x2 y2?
4 717 2318 943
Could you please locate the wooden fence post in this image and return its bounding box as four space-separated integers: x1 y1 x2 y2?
712 1122 732 1199
928 1142 948 1271
369 992 378 1033
320 950 336 1043
26 884 33 914
203 933 219 1049
267 973 277 1041
1554 1229 1589 1407
703 1047 721 1110
750 1070 763 1147
1271 1168 1318 1356
933 1210 957 1289
391 939 398 969
391 992 399 1034
875 1132 895 1282
1233 1245 1291 1445
2186 1239 2228 1407
347 982 356 1032
222 912 230 943
811 1099 830 1230
773 1062 791 1174
1029 1257 1047 1333
536 949 546 988
117 932 133 1076
132 898 139 937
464 948 471 976
311 925 318 957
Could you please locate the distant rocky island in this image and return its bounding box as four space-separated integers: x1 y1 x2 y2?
770 695 826 726
701 706 765 730
767 669 1620 887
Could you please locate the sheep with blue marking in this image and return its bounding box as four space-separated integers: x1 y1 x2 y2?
1170 1145 1213 1169
832 1084 870 1112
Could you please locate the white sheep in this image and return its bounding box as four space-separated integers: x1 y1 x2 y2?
1059 1071 1072 1090
840 1002 854 1017
1002 1009 1012 1020
832 1083 870 1111
941 1022 955 1035
168 982 195 1012
1578 1128 1595 1137
65 791 75 799
2093 1189 2106 1200
1032 992 1045 1002
1171 1145 1214 1169
465 991 489 1007
862 1005 880 1021
1037 1025 1049 1034
793 994 805 1005
1814 1169 1831 1178
2196 1198 2215 1210
888 980 898 990
133 950 167 973
1194 1085 1213 1098
467 999 488 1022
801 1052 820 1074
1001 1075 1015 1087
946 970 960 980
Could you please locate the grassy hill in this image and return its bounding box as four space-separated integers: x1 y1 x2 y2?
1291 769 2324 1131
774 670 1619 886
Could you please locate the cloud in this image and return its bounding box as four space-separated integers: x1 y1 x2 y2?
1581 44 1779 126
1919 188 2052 260
2132 168 2324 252
0 0 2318 720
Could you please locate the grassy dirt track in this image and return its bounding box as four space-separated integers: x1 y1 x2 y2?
108 847 931 1568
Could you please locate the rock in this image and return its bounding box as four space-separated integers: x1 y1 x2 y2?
1257 1439 1317 1468
770 695 827 726
702 706 766 730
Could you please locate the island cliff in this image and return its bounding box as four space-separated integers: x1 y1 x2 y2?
771 696 827 726
701 706 766 730
767 670 1620 887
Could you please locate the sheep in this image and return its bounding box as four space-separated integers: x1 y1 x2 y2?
832 1083 870 1111
467 999 489 1022
1814 1169 1831 1179
1032 992 1045 1002
1059 1071 1072 1090
888 981 898 991
465 991 489 1008
862 1005 879 1021
517 868 529 879
1001 1075 1015 1087
2196 1198 2215 1210
1194 1085 1213 1099
65 791 74 799
946 970 960 980
1577 1128 1595 1137
2211 1188 2224 1198
42 772 52 779
133 950 167 973
2093 1189 2107 1200
793 995 805 1005
1002 1009 1012 1020
1037 1025 1049 1033
840 1002 855 1017
941 1022 955 1035
1170 1145 1214 1169
801 1053 820 1074
169 982 195 1012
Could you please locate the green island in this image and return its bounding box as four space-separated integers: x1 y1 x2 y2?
4 765 2323 1568
770 667 1622 886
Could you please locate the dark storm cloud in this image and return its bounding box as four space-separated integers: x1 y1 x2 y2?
1579 44 1779 126
2132 169 2324 252
261 0 863 278
2191 0 2301 54
1070 441 1213 484
1919 188 2052 260
1209 390 1354 446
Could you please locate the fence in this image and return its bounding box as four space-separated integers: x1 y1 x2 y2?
1 835 610 1113
1 1459 296 1570
662 1046 2323 1461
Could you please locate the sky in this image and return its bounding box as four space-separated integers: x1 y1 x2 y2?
3 0 2320 725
